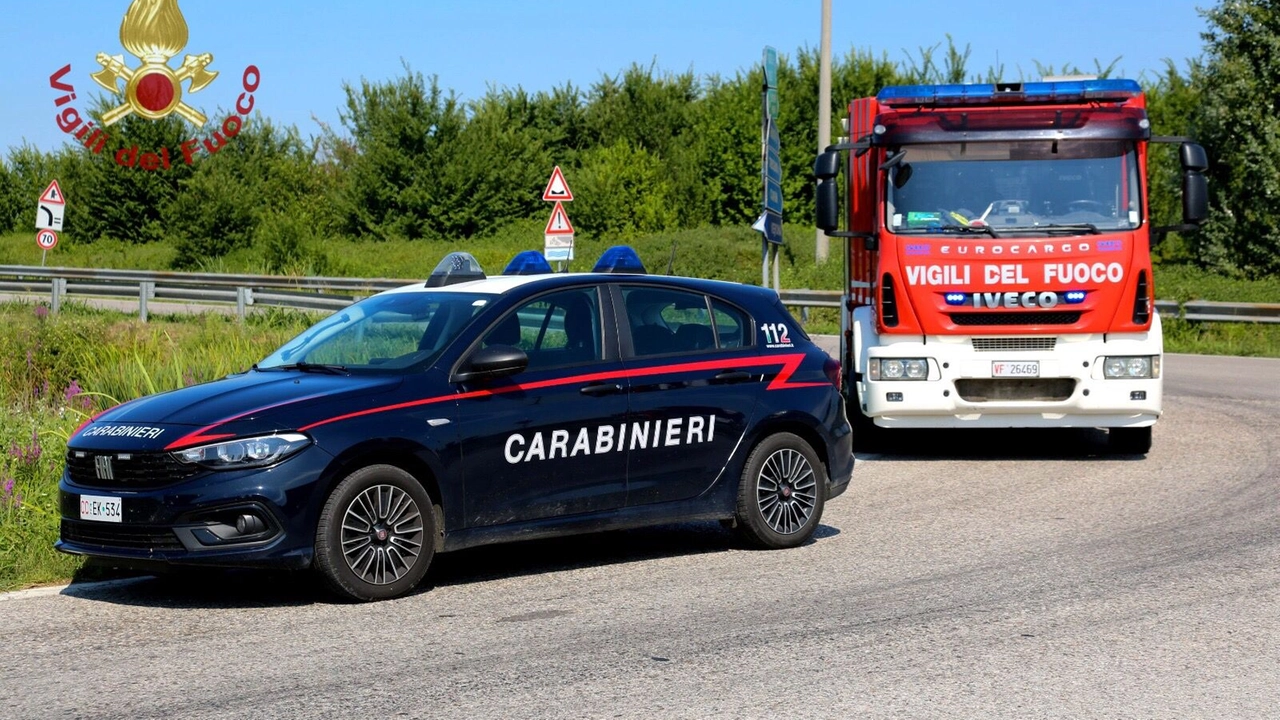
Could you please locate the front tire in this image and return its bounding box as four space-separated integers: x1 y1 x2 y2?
1109 425 1153 455
734 433 827 549
315 465 435 601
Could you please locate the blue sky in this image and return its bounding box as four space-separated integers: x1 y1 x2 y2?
2 0 1209 152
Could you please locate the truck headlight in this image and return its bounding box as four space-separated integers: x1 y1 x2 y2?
868 358 929 381
172 433 311 470
1103 356 1160 379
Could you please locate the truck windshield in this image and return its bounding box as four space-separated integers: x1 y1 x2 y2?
885 140 1141 235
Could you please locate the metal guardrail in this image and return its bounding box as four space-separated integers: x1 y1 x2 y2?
0 266 1274 324
777 289 1280 324
0 265 418 321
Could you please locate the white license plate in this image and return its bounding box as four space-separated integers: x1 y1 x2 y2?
80 495 123 523
992 361 1040 378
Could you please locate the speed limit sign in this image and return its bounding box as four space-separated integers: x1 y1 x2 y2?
36 229 58 250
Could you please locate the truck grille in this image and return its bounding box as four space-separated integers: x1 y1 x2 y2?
950 312 1081 326
65 450 199 490
972 337 1056 352
61 519 183 552
955 378 1077 402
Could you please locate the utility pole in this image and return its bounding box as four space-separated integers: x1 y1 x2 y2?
816 0 833 263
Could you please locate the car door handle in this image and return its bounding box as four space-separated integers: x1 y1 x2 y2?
713 370 752 384
580 383 624 396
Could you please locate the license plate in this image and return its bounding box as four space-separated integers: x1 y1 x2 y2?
80 495 123 523
992 361 1040 378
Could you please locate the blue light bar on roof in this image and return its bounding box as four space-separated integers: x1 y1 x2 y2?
502 250 553 276
593 246 647 274
877 79 1142 107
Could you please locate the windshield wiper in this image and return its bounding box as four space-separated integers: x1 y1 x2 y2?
935 224 1000 238
267 361 349 375
1005 223 1101 235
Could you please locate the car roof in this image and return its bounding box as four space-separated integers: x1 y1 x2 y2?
378 273 780 303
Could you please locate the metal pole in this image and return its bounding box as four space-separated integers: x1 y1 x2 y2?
772 244 781 292
762 237 770 287
41 249 47 267
815 0 833 263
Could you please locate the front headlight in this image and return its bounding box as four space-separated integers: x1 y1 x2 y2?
1103 356 1160 379
173 433 311 470
868 358 929 381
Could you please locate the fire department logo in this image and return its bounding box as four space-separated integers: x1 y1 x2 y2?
48 0 261 169
91 0 217 126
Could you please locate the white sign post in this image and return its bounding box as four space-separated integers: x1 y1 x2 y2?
35 180 66 266
542 167 575 269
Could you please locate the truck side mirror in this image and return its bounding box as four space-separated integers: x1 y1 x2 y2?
814 150 841 232
1180 143 1209 225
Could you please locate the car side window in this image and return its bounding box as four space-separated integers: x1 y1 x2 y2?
480 287 602 370
711 299 750 349
623 287 726 357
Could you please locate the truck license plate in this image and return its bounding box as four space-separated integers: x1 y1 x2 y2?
80 495 123 523
992 361 1039 378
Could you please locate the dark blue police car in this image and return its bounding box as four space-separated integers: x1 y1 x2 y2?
58 248 853 600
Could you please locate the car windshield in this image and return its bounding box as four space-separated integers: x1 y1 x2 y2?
885 140 1141 235
257 291 492 372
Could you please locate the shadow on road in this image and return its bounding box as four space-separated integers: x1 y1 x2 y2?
59 522 842 608
855 426 1148 461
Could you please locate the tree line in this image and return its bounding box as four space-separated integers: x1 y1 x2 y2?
0 0 1276 277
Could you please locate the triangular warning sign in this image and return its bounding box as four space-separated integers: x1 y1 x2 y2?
541 166 574 202
544 202 575 235
39 180 65 205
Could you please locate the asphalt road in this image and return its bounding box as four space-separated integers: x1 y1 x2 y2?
2 353 1277 719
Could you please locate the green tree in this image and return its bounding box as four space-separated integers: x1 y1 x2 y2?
1194 0 1280 276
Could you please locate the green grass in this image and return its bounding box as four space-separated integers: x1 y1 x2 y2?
0 302 311 591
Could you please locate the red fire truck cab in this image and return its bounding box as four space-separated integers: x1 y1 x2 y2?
814 79 1208 454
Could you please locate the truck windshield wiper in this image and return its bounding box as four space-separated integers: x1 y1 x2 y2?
936 224 1000 238
267 361 349 375
1005 223 1101 235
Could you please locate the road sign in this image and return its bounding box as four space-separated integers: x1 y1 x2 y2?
752 211 783 245
544 201 575 235
39 180 65 205
765 148 782 183
765 180 783 215
36 179 66 231
763 46 778 90
36 229 59 250
766 88 779 120
542 166 574 202
544 246 574 262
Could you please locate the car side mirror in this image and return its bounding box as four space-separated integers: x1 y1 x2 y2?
454 345 528 383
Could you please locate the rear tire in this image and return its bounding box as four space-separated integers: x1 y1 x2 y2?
734 433 827 549
315 465 435 602
1108 426 1153 455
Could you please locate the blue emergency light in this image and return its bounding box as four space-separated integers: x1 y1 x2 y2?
593 246 647 274
425 252 486 287
1064 290 1088 304
502 250 554 276
877 79 1141 107
944 292 968 306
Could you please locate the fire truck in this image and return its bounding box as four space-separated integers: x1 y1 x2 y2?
813 79 1208 453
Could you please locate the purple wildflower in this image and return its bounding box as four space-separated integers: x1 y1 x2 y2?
183 369 197 387
40 380 50 400
2 477 12 498
65 380 82 405
34 305 49 319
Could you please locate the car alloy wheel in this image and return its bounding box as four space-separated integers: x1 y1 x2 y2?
340 484 425 586
734 432 827 549
755 447 818 535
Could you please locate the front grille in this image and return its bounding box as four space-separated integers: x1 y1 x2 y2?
65 450 199 490
950 312 1081 327
955 378 1077 402
972 337 1057 352
61 519 184 552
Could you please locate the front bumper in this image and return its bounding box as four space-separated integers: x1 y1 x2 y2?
56 446 333 570
860 331 1162 429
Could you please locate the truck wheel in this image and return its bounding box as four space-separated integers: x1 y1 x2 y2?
734 433 827 549
1108 426 1152 455
849 377 882 452
315 465 435 601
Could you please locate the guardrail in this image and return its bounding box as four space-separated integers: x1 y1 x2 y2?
776 289 1280 324
0 266 1274 324
0 265 413 321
